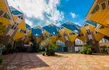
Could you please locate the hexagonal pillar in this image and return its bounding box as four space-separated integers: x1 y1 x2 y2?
65 41 75 52
92 41 100 53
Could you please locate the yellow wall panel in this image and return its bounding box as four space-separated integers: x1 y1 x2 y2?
99 10 109 25
59 29 63 36
1 17 10 25
0 0 11 25
89 24 95 32
13 16 18 21
94 33 104 42
18 19 26 30
69 35 78 43
81 27 87 34
58 37 65 43
13 32 26 40
64 28 72 34
42 30 50 37
97 28 109 37
92 11 102 22
87 9 109 27
36 37 41 43
27 31 31 36
81 24 95 34
78 36 87 43
50 36 57 42
0 0 8 12
24 38 30 43
90 11 101 22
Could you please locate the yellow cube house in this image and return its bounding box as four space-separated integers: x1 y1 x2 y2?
0 0 12 25
79 20 104 43
86 0 109 27
60 22 80 43
43 24 59 43
32 26 42 44
9 7 27 41
24 24 32 43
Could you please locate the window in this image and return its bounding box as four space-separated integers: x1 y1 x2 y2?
101 2 106 10
78 34 84 36
69 32 75 35
11 25 14 29
24 30 26 33
0 10 3 16
108 0 109 6
95 31 98 34
61 27 64 29
3 13 11 20
0 22 3 25
15 22 17 24
58 35 62 38
87 30 91 35
100 26 105 29
13 26 16 30
20 29 22 32
18 29 21 32
64 33 67 36
22 30 24 33
85 24 88 26
50 34 52 36
15 22 19 25
91 5 99 14
18 16 23 19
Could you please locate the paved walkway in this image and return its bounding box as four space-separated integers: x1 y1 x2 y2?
0 53 109 70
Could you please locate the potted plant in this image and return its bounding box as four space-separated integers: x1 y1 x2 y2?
80 45 92 54
42 52 46 56
40 39 57 56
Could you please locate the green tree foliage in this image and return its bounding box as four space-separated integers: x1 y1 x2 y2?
80 45 92 54
40 39 57 56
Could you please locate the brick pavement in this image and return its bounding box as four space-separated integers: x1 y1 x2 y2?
0 53 109 70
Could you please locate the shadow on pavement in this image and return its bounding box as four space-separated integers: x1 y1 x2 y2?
0 53 49 70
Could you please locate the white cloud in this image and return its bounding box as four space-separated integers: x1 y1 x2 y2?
25 19 32 26
74 22 82 27
7 0 64 27
70 12 77 19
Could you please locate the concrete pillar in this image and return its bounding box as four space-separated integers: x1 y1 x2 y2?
92 41 100 53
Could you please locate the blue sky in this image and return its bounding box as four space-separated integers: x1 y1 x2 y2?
7 0 94 27
57 0 94 26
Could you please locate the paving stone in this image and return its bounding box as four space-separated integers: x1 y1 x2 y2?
0 53 109 70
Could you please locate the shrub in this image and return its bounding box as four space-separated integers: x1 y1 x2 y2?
40 39 57 56
2 46 8 55
42 52 46 56
80 45 92 54
31 43 40 52
6 44 15 54
0 56 4 64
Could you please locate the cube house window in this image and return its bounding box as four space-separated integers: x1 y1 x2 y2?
0 22 3 25
11 25 14 29
101 2 106 10
108 0 109 6
3 13 11 20
0 10 3 16
91 4 99 14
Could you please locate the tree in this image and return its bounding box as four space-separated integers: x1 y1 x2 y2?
40 39 57 56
